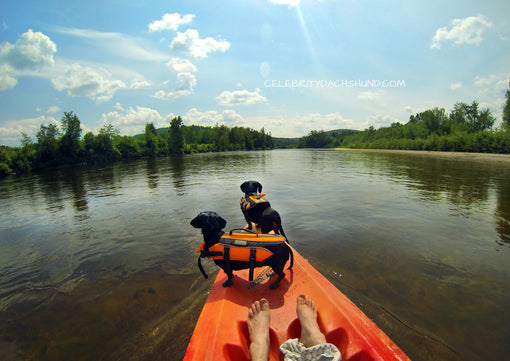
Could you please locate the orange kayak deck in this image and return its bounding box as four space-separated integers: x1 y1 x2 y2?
184 247 411 361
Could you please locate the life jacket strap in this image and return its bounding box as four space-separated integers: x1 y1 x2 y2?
223 245 232 279
197 257 208 279
249 248 257 281
198 248 223 279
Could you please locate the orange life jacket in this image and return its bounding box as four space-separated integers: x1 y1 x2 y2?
196 228 286 281
240 193 270 212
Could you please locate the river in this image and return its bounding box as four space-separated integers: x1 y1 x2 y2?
0 149 509 361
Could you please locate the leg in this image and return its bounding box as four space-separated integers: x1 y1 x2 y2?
269 272 284 289
242 208 253 230
248 299 271 361
296 294 327 347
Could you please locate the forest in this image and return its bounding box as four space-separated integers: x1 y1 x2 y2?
0 114 273 177
298 97 510 153
2 90 510 178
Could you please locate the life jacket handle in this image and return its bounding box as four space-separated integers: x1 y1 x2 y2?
228 228 259 236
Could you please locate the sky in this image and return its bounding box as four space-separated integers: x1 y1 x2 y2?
0 0 509 146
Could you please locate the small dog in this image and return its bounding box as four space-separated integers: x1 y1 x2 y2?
191 211 293 289
240 180 287 238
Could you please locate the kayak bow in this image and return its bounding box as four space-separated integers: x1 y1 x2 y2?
184 247 411 361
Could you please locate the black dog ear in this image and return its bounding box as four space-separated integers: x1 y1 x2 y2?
218 215 227 229
256 181 263 193
190 214 204 228
240 181 249 193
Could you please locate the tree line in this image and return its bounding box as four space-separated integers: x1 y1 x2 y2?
0 113 273 177
299 96 510 153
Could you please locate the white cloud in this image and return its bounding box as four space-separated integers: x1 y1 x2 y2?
174 72 197 94
54 27 169 62
431 15 492 49
153 90 167 100
252 111 357 138
450 83 462 90
170 29 230 58
153 72 197 99
306 112 356 130
0 116 58 146
473 74 508 117
167 57 197 73
0 29 56 71
183 108 246 127
47 106 60 114
474 74 507 89
99 106 175 135
148 13 195 32
217 88 267 106
365 114 398 128
0 66 17 90
0 29 56 90
129 79 150 89
51 63 126 103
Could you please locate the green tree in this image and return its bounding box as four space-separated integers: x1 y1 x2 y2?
36 123 60 164
21 133 33 149
451 101 495 133
298 130 334 148
95 124 120 161
82 131 96 161
503 88 510 130
59 111 82 162
144 122 158 156
0 147 12 176
168 116 185 154
215 124 229 151
422 108 448 135
115 135 141 159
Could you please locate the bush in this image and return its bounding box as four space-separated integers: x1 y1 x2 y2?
0 162 11 176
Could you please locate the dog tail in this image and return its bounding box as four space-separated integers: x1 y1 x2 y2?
197 256 209 279
287 247 294 270
279 225 288 242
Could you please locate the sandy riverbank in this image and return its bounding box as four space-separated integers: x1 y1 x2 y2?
326 148 510 164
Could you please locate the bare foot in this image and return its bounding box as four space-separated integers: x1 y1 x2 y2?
248 298 270 361
296 294 327 348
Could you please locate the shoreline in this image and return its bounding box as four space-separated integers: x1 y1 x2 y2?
320 148 510 163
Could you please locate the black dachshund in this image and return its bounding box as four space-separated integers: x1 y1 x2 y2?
240 180 287 238
191 211 293 289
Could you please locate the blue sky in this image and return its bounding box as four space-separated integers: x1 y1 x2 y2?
0 0 509 146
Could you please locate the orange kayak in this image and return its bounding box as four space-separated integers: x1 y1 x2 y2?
184 246 411 361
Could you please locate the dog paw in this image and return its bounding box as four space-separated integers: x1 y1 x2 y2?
222 279 233 287
269 280 280 289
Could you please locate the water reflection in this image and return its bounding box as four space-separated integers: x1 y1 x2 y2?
496 178 510 245
338 151 510 244
147 158 159 190
169 155 186 195
67 168 88 213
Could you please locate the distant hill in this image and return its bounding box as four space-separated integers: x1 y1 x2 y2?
273 129 360 148
133 126 359 149
272 137 299 148
326 129 360 136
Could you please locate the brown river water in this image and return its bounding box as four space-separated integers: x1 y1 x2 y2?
0 149 509 361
